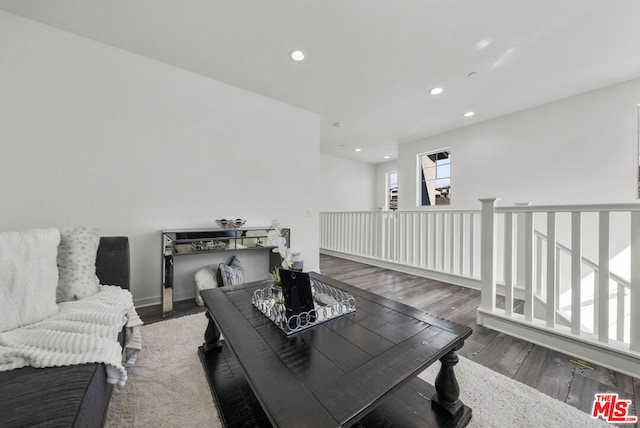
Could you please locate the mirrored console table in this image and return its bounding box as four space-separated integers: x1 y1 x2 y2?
161 227 289 318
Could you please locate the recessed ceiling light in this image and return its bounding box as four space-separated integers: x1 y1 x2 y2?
384 155 390 159
290 50 305 61
430 87 443 95
355 148 362 152
464 111 475 117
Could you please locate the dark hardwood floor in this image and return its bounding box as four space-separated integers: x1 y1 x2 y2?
137 254 639 425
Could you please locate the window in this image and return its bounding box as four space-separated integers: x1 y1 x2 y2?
418 150 451 206
387 171 398 210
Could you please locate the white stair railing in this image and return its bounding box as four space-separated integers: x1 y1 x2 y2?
533 230 631 342
320 210 482 288
477 199 640 378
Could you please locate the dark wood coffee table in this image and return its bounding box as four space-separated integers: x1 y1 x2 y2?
198 273 472 427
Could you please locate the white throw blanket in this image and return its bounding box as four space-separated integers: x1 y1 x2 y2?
0 285 143 386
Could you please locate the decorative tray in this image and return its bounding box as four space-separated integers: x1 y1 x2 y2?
251 277 356 335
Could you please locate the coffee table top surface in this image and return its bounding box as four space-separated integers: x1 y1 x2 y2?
200 272 471 428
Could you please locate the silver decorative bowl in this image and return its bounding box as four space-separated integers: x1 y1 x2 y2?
215 218 246 229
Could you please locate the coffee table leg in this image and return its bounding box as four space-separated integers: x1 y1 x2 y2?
431 348 464 419
203 310 222 353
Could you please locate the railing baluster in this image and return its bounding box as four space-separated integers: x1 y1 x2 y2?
429 213 436 269
448 213 455 274
351 213 356 255
357 213 362 256
469 214 475 277
333 213 338 251
354 213 359 255
617 282 625 342
597 211 610 343
363 213 368 256
458 213 464 276
536 234 543 299
442 213 448 272
571 212 582 335
504 212 514 316
555 249 561 319
524 211 534 321
438 213 444 271
630 211 640 351
414 213 419 266
356 213 360 254
546 212 556 328
406 213 412 265
375 212 381 259
420 213 428 268
389 212 395 261
362 213 367 256
326 214 331 249
359 213 364 256
384 212 389 260
400 213 407 264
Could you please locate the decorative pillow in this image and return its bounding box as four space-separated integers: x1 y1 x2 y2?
219 256 245 287
194 265 219 306
0 228 60 332
56 226 101 302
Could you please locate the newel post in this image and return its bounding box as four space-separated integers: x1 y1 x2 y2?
479 198 498 314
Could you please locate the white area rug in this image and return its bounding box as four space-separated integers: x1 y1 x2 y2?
106 313 608 427
105 313 221 428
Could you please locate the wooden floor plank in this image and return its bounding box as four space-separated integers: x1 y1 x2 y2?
512 345 573 402
470 332 534 378
574 363 636 395
566 373 634 416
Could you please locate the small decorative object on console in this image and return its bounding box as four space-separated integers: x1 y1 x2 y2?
191 240 226 251
215 218 246 229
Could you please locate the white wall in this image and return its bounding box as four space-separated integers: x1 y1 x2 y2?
0 11 320 306
396 77 640 211
318 153 376 212
375 160 398 210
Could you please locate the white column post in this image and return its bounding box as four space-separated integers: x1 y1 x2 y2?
480 198 498 312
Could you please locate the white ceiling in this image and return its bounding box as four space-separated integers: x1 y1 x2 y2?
2 1 640 164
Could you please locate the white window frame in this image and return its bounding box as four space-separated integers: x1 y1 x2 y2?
386 171 398 210
417 149 451 207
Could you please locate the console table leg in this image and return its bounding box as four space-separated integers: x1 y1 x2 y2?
431 349 464 419
203 311 222 353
